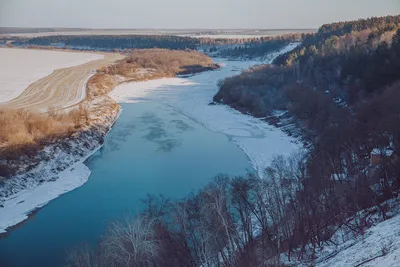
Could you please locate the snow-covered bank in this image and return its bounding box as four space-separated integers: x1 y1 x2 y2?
111 45 301 177
0 48 103 103
0 125 112 233
0 101 120 234
0 163 90 233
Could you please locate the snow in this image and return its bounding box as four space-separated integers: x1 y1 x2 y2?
313 212 400 267
0 48 103 103
0 163 90 234
272 197 400 267
372 148 394 157
110 44 301 178
331 173 348 181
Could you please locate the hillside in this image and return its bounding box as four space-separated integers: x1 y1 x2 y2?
212 14 400 265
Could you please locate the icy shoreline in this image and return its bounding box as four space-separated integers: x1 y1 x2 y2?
0 163 90 233
0 122 116 233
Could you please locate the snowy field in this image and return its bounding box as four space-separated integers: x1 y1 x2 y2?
110 44 301 178
0 48 103 103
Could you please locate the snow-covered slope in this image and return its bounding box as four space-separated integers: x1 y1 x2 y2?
315 212 400 267
273 197 400 267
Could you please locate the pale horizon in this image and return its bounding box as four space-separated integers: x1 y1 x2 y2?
0 0 399 29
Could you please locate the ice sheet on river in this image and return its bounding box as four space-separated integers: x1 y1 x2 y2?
110 44 301 177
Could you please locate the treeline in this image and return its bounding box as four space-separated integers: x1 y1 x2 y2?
212 14 400 263
317 15 400 41
271 15 400 105
206 33 306 59
16 35 201 51
14 33 307 55
199 33 304 46
274 14 400 67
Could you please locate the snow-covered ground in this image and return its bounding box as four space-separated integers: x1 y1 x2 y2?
110 44 301 178
0 48 103 103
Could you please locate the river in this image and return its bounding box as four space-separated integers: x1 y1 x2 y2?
0 57 300 267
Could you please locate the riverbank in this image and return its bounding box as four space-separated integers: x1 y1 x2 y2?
0 100 120 233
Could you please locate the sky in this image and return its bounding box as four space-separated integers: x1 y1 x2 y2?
0 0 399 29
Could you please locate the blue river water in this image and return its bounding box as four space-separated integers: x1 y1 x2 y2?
0 101 254 267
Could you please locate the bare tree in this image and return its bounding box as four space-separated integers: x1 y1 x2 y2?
66 244 101 267
101 216 160 267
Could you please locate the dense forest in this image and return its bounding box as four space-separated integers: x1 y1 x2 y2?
15 35 201 50
14 33 306 57
212 14 400 264
16 34 282 51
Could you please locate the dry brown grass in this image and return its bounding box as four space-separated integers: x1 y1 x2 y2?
0 106 89 156
104 49 218 78
86 73 118 98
